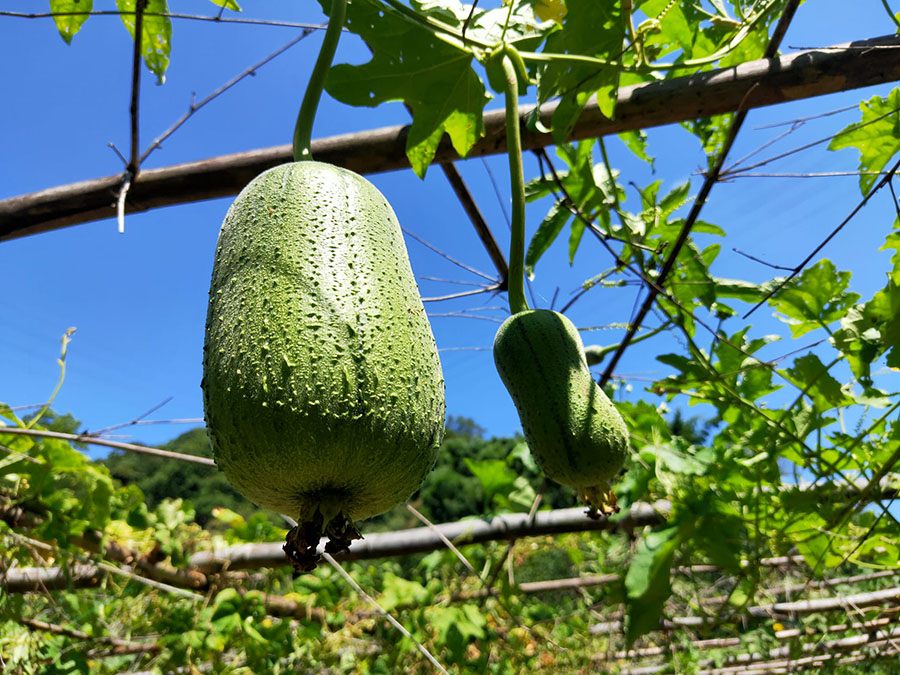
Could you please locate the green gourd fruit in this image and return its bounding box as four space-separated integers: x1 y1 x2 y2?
493 309 628 518
202 161 445 572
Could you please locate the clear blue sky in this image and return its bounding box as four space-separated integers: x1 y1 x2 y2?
2 1 899 455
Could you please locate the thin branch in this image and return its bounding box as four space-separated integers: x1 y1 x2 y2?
8 34 900 240
598 0 802 387
401 226 497 283
742 156 900 319
127 0 146 176
419 276 491 287
437 346 491 352
141 30 314 164
440 163 509 287
85 397 173 436
721 171 897 178
116 0 147 234
595 614 900 663
421 284 500 302
19 618 159 655
406 503 477 575
732 248 794 270
0 427 216 467
0 10 326 30
720 105 900 178
321 551 449 674
535 147 763 367
427 311 504 322
482 157 511 228
754 102 860 129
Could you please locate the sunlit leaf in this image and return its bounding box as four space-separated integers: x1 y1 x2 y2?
50 0 92 44
323 0 490 178
117 0 172 84
618 129 655 168
829 88 900 195
534 0 567 24
769 259 859 337
624 525 682 644
208 0 240 10
537 0 625 141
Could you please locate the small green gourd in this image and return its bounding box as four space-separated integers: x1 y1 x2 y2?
493 309 628 517
203 161 445 571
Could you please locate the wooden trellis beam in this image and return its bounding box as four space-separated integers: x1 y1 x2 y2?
3 34 900 241
189 501 669 573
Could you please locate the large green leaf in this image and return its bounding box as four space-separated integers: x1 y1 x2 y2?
833 279 900 383
323 0 490 177
537 0 625 142
50 0 92 44
525 201 570 278
117 0 172 84
624 525 683 645
829 88 900 196
769 260 859 337
783 353 851 412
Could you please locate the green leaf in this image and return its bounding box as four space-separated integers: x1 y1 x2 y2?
324 0 490 178
534 0 567 24
624 526 682 645
568 211 588 264
651 441 710 478
783 354 851 412
525 201 570 277
465 458 517 508
50 0 92 44
380 573 430 611
769 260 859 337
833 280 900 383
619 130 654 168
537 0 625 141
829 88 900 195
117 0 172 84
208 0 240 9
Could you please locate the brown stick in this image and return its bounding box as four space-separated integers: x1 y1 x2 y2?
4 34 900 240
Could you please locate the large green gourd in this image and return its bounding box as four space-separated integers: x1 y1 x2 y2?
493 309 628 517
203 161 445 570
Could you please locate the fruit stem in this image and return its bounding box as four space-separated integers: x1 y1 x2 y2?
500 48 529 315
293 0 347 162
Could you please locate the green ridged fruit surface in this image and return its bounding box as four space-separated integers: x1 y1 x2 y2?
493 309 628 517
202 162 445 558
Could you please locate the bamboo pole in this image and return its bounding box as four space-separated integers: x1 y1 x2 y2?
4 35 900 240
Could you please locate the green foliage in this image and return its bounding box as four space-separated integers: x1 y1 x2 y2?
537 0 625 140
322 0 491 177
101 427 255 526
116 0 172 84
13 3 900 673
50 0 92 44
829 87 900 195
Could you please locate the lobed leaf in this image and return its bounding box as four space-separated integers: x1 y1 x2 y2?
829 88 900 196
323 0 490 178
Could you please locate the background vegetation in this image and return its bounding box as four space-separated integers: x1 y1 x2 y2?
4 1 900 673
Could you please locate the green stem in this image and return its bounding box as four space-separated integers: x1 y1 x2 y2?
26 328 75 430
293 0 347 162
881 0 900 29
501 50 528 315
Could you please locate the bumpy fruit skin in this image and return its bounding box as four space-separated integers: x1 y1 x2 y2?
493 310 628 517
203 162 445 556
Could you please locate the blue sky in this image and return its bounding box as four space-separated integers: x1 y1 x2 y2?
3 1 899 455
